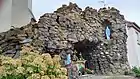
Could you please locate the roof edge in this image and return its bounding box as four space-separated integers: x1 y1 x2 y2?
126 21 140 32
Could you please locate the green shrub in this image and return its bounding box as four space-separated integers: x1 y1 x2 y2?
132 66 140 77
0 46 67 79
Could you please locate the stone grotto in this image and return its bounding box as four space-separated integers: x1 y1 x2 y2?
0 2 131 75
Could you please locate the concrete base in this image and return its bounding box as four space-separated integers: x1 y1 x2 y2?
79 75 137 79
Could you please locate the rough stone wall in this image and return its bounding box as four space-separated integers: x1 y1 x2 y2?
0 3 130 75
0 24 36 58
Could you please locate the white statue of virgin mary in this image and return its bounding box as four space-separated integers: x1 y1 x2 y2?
105 25 111 40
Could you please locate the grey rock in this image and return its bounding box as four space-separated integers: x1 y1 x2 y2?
0 3 132 75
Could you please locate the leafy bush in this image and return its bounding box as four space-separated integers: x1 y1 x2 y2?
0 46 67 79
132 66 140 77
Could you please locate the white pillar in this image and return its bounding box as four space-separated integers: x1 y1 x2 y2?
0 0 12 32
0 0 33 32
11 0 32 27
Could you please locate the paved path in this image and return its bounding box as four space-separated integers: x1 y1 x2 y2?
79 74 137 79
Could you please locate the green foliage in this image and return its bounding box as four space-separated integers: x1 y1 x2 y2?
132 66 140 77
85 68 94 74
0 74 25 79
0 46 67 79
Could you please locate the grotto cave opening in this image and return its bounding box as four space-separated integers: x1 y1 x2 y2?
74 39 96 60
73 39 103 74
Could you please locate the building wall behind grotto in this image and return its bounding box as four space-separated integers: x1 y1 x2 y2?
0 3 130 75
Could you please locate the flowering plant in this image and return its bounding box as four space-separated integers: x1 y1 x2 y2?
0 46 67 79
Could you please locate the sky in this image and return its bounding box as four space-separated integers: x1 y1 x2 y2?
32 0 140 26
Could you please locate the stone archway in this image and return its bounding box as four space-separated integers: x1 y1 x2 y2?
74 39 97 60
73 39 106 74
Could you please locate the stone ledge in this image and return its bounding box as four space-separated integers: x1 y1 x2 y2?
79 75 136 79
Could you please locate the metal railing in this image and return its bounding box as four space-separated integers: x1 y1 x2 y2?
28 8 36 20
